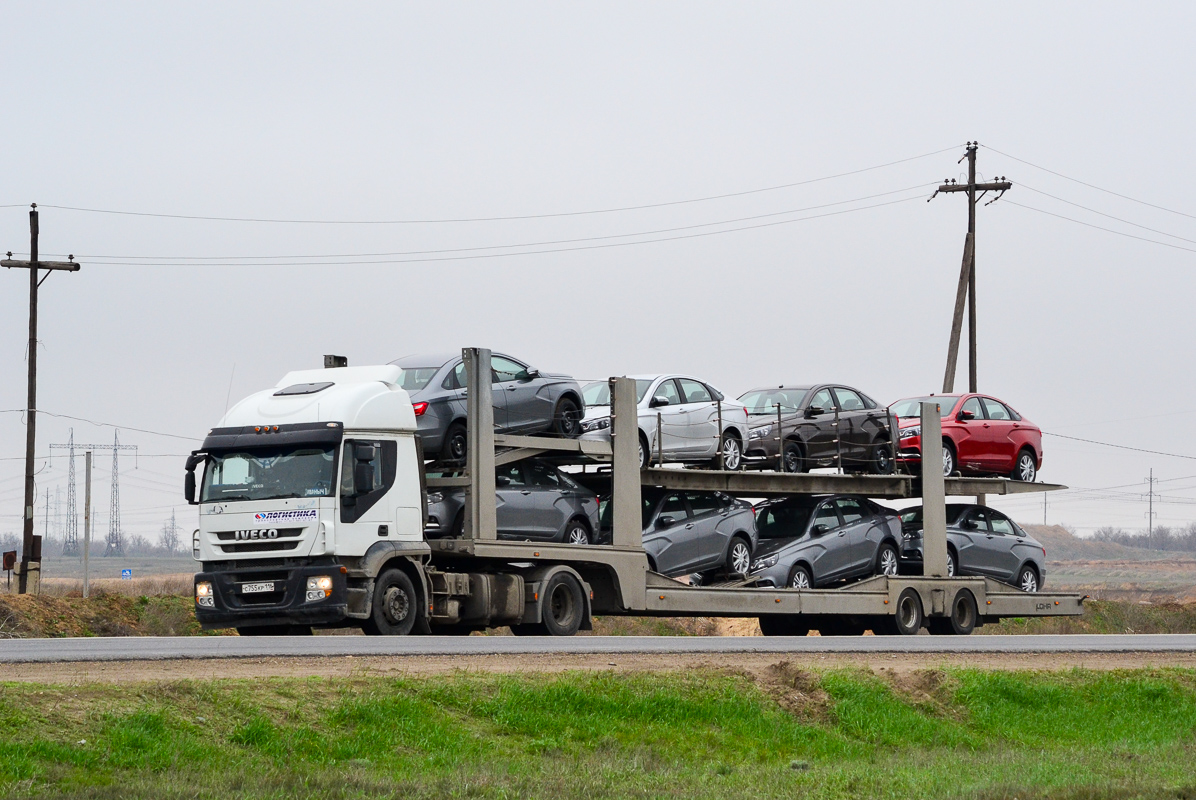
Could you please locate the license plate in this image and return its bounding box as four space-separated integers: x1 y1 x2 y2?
241 581 275 594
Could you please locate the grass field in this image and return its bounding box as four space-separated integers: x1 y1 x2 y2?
1 668 1194 799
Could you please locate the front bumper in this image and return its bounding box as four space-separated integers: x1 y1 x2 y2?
194 561 348 630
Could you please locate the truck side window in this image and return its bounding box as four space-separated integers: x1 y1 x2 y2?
340 439 397 523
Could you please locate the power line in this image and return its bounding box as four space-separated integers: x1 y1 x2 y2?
0 409 200 441
1042 431 1196 461
21 185 936 266
1020 184 1196 245
982 144 1196 221
8 146 960 225
1005 200 1196 255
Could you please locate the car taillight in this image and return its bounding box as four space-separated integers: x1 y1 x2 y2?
412 402 428 416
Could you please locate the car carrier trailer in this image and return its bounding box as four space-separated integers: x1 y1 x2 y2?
189 348 1082 636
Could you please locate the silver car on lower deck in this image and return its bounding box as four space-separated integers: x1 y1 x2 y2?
425 459 601 544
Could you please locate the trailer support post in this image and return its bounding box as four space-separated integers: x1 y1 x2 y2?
921 401 949 576
609 377 642 549
463 347 497 540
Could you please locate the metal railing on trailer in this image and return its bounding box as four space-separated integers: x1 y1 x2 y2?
424 347 1083 633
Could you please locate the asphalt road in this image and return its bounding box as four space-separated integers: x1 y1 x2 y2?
1 634 1194 663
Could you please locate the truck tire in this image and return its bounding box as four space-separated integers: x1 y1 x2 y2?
929 589 977 635
362 568 418 636
876 588 924 636
541 572 585 637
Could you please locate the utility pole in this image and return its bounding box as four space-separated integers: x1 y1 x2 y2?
3 205 81 593
83 451 92 599
931 143 1012 393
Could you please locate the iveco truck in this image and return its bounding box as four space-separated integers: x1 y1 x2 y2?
187 349 1083 636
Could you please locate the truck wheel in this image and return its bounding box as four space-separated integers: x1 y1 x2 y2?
877 588 924 635
362 568 418 636
541 572 585 636
929 589 977 635
758 615 810 636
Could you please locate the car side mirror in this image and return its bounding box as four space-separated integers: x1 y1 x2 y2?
525 368 540 379
811 523 829 535
805 406 824 418
657 515 676 527
649 395 670 408
957 410 975 421
495 475 511 487
961 519 978 530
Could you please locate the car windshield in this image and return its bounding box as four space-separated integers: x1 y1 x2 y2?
900 505 968 525
201 446 337 502
582 380 653 407
738 388 809 415
756 498 819 539
396 367 440 392
891 397 957 419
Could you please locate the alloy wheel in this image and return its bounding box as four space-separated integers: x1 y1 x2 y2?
567 525 589 545
730 541 751 574
722 437 742 470
946 551 956 577
1020 568 1039 593
791 569 811 589
1017 453 1036 482
879 547 899 576
942 445 955 476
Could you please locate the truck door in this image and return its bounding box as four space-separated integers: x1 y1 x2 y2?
338 439 399 555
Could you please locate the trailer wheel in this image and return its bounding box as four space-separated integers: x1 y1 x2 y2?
362 568 418 636
929 589 978 635
758 615 810 637
541 572 585 636
878 588 924 636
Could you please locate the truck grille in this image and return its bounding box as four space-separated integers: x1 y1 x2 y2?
219 540 301 554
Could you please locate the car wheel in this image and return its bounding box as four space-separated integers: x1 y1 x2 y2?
875 542 899 577
444 422 468 465
726 537 752 576
1012 449 1037 482
782 441 805 473
553 396 582 439
451 510 465 537
541 572 585 636
946 548 957 578
788 564 813 589
362 568 419 636
870 439 894 474
941 440 957 476
719 433 743 471
639 433 651 468
564 519 590 545
1017 564 1040 593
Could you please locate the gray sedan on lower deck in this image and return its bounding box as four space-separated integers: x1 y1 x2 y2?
898 504 1047 591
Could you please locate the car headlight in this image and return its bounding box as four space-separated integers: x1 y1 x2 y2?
580 416 611 433
751 554 780 571
426 492 443 504
748 425 772 440
195 581 215 608
306 575 333 602
899 426 921 440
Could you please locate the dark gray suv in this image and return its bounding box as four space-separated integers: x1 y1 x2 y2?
390 352 585 462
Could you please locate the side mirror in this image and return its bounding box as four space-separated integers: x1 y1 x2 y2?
525 368 540 379
657 515 676 527
961 519 978 530
353 462 374 493
811 523 829 536
805 406 824 418
649 395 671 408
957 409 975 421
355 443 376 462
184 470 197 505
495 475 511 487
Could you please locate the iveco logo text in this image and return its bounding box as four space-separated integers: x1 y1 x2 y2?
235 529 280 540
253 510 317 522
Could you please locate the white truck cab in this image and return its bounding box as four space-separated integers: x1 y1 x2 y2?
188 365 432 633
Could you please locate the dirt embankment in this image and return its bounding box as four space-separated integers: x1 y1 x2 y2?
0 593 227 638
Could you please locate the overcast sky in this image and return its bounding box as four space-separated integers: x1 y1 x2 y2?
3 3 1195 557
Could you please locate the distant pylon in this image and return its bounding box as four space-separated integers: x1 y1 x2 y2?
106 431 124 556
62 430 79 556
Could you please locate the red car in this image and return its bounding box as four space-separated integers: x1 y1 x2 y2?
890 394 1042 480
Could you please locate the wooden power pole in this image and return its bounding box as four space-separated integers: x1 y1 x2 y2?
932 143 1011 393
2 205 80 594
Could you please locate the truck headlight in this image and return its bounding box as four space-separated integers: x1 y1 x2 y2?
306 575 333 602
195 581 215 608
580 416 611 433
899 426 921 440
752 554 779 571
748 425 771 440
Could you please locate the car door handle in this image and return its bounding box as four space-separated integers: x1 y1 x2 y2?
520 490 531 495
507 386 518 391
685 523 695 529
837 531 846 537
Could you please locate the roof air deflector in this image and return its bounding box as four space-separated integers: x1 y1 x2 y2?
274 381 334 396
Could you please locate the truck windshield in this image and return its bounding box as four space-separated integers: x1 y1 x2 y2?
200 446 337 503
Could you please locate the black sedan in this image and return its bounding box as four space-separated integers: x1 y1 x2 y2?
898 504 1047 592
748 495 902 588
740 384 894 474
391 351 585 462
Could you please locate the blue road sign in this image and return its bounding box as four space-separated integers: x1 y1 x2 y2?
121 569 132 580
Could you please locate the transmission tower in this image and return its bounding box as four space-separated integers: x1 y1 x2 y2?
49 430 82 556
51 431 137 557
